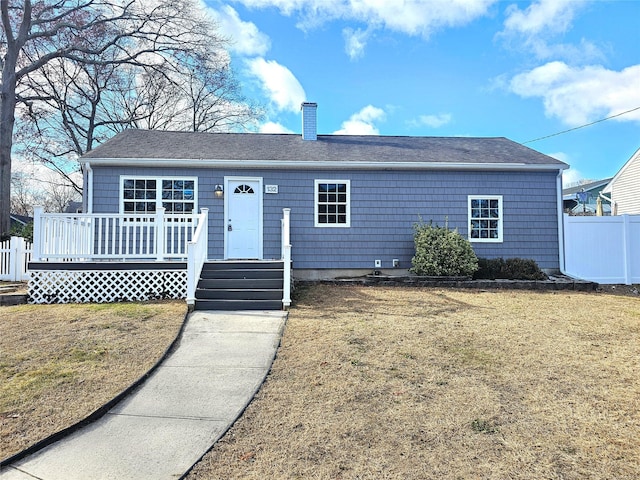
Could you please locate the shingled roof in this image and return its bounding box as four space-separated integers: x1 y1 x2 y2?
82 129 567 170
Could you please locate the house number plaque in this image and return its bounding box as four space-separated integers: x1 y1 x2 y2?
265 185 279 194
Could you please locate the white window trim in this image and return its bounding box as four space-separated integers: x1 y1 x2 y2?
468 195 503 243
119 175 198 215
314 179 351 228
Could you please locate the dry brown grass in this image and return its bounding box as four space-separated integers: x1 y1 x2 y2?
0 301 186 460
188 285 640 480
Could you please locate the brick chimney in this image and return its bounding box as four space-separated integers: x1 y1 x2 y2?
301 102 317 141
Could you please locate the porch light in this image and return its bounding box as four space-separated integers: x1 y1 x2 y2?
214 184 224 198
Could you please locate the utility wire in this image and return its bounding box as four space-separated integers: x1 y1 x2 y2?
522 106 640 144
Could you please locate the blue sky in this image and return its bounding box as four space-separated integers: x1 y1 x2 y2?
204 0 640 186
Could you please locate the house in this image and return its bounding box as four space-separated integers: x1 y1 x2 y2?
10 213 33 230
64 201 83 214
28 102 568 309
601 147 640 215
563 178 612 215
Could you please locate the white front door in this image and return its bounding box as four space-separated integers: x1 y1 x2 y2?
224 177 263 259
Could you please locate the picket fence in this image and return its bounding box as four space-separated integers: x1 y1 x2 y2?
564 214 640 285
0 236 33 282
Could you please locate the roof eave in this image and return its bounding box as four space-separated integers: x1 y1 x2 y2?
80 158 567 171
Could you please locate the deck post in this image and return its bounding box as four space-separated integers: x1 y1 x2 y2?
155 207 166 261
282 208 291 308
186 208 209 309
32 206 43 262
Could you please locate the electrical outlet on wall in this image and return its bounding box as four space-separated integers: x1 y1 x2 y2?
393 259 400 268
374 259 382 268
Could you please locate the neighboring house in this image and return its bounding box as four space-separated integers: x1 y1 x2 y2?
602 147 640 215
64 201 83 214
29 103 567 308
10 213 33 230
80 103 566 276
563 178 612 215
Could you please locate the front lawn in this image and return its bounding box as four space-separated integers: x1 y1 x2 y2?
187 285 640 480
0 301 185 460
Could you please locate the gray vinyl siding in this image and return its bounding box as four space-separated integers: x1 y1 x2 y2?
89 167 561 270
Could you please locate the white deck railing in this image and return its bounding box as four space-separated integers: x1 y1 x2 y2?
281 208 292 308
30 206 291 309
186 208 209 308
32 207 201 262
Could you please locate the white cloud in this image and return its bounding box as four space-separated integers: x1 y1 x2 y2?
509 62 640 126
503 0 585 36
343 27 369 60
241 0 498 33
333 105 385 135
259 121 295 133
525 38 604 63
246 58 306 113
561 168 584 188
208 5 271 56
499 0 601 61
414 113 452 128
546 152 581 187
13 158 80 184
235 0 306 16
236 0 496 55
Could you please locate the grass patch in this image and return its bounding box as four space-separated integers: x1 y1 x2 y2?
0 300 185 460
187 285 640 480
471 418 500 435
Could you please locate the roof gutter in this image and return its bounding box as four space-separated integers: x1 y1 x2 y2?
80 157 568 172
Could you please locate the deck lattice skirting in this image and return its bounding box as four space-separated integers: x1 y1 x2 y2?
28 265 186 304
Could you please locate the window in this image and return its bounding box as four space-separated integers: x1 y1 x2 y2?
234 184 255 194
315 180 350 227
121 177 196 214
468 195 503 242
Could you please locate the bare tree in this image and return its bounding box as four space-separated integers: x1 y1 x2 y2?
10 170 39 215
10 166 77 214
124 59 262 133
1 0 227 233
16 56 139 193
11 158 82 216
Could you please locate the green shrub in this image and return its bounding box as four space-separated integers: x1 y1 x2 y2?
473 257 546 280
410 220 478 277
2 222 34 243
474 258 505 279
502 258 547 280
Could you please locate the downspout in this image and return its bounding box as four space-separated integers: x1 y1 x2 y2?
85 162 93 213
557 170 566 275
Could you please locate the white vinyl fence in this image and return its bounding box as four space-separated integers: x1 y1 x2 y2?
0 236 32 281
564 214 640 284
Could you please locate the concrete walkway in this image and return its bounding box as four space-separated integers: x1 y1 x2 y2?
0 310 287 480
